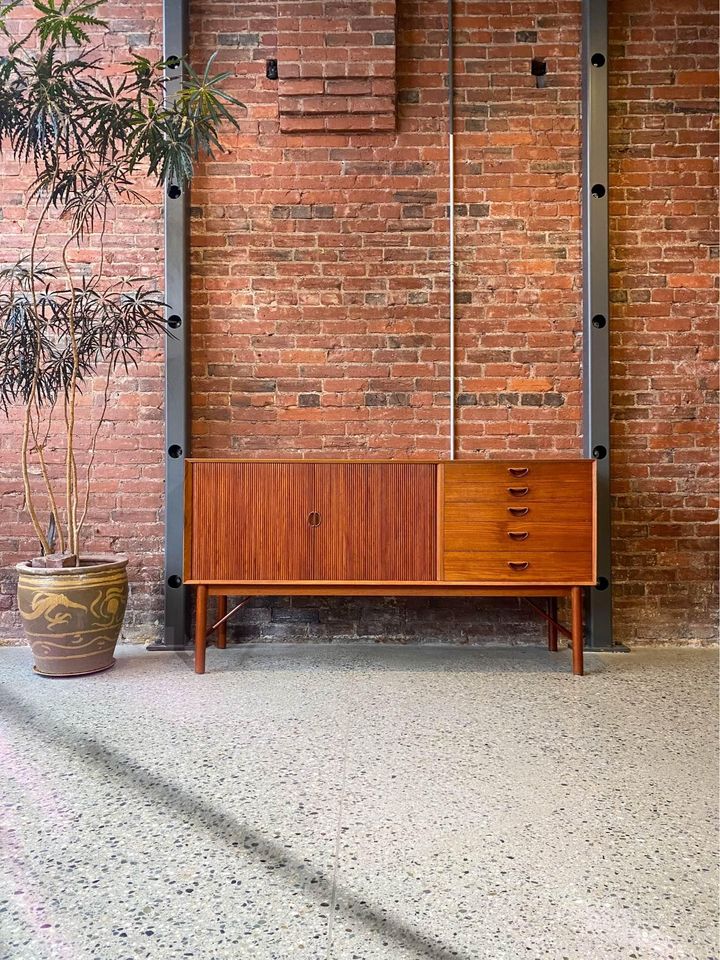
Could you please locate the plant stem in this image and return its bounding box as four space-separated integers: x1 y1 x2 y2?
20 411 50 554
61 229 83 560
22 181 59 555
30 399 66 554
75 198 110 542
77 361 112 538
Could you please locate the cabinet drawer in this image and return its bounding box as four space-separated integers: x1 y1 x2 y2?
444 498 593 527
444 551 595 584
444 515 592 555
444 460 593 505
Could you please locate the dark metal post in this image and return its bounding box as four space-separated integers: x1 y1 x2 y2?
582 0 613 648
156 0 189 648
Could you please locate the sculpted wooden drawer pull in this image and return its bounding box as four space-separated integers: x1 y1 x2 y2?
308 511 321 527
508 467 529 478
508 486 529 497
507 506 529 517
508 531 529 541
508 561 530 571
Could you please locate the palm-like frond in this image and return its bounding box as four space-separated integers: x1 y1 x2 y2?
0 0 241 551
33 0 106 48
0 2 239 437
0 263 168 409
0 0 23 39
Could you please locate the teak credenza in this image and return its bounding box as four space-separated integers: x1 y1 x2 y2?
184 459 597 675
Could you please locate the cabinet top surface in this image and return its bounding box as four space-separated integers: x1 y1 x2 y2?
186 457 594 465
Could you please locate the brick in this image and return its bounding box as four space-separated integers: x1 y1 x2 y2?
325 79 371 96
280 79 324 96
393 191 437 204
278 116 326 133
675 70 717 86
217 32 259 47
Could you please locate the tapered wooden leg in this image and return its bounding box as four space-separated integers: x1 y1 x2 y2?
547 597 558 652
194 585 208 675
571 586 584 676
217 594 227 649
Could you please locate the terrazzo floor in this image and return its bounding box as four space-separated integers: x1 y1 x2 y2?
0 643 717 960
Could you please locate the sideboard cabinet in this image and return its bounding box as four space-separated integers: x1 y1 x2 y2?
185 459 596 675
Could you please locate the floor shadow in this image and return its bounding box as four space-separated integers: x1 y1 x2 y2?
185 641 603 676
1 686 475 960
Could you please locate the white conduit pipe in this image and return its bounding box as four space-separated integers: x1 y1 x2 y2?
448 0 456 460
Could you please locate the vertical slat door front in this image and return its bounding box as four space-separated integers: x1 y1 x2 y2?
190 461 314 581
312 463 436 581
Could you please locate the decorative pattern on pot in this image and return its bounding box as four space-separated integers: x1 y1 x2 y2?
16 557 129 677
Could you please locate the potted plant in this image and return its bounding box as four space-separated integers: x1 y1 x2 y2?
0 0 241 675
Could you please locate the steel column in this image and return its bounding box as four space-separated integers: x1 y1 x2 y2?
158 0 189 648
447 0 456 461
582 0 613 648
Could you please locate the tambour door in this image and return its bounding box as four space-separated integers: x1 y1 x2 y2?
187 461 315 581
310 463 437 581
186 460 438 583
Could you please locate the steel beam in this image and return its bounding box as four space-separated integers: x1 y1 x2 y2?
582 0 613 648
155 0 190 649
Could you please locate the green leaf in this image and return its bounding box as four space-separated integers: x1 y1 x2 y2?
33 0 107 48
0 0 23 38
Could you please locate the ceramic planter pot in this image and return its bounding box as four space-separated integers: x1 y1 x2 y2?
16 555 128 677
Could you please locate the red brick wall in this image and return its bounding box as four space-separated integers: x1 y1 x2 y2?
0 0 717 647
453 3 583 454
609 0 719 643
190 0 584 461
0 1 166 638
